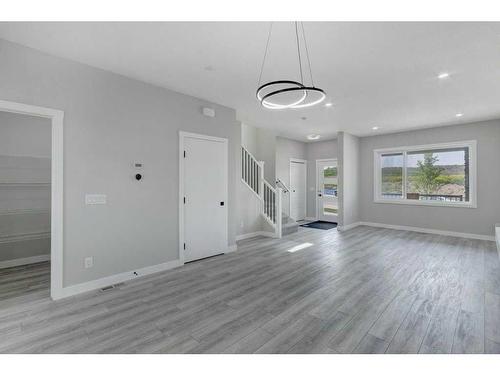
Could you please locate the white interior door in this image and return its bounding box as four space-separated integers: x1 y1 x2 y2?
183 134 228 262
317 159 338 222
290 159 306 221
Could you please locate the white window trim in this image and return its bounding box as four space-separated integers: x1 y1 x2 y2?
373 140 477 208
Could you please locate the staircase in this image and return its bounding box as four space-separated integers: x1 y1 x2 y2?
241 146 298 238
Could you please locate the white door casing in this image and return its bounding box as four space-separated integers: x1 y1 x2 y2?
289 159 307 221
180 132 228 263
0 100 64 300
316 159 338 222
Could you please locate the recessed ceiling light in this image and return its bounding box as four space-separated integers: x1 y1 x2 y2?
438 72 450 79
456 113 463 118
307 134 321 140
325 102 333 107
372 126 379 130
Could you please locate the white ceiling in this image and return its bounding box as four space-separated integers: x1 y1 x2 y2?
1 22 500 141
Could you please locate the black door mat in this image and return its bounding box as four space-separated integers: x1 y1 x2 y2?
300 221 338 230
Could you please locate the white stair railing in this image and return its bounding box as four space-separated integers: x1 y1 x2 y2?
262 180 275 224
241 146 261 196
241 146 282 238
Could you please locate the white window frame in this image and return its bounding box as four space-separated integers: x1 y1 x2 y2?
373 140 477 208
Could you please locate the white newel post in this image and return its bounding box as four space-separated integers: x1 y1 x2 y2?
276 187 283 238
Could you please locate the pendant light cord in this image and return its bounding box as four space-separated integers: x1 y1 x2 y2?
257 22 273 88
295 21 304 85
257 22 317 89
301 22 315 87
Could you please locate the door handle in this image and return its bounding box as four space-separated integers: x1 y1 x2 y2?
318 194 322 197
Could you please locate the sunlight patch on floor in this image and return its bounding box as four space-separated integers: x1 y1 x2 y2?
287 242 314 253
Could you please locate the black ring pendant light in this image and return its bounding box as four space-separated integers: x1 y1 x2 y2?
256 22 326 109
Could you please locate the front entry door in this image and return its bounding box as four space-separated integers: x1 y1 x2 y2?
182 133 228 262
317 159 338 222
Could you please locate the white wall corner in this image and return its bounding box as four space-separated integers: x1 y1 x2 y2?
236 231 276 241
226 244 238 253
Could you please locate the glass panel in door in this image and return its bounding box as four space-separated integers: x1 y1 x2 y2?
317 160 338 222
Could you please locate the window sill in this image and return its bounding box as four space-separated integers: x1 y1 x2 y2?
373 199 477 209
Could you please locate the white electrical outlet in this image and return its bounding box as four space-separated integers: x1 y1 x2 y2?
84 256 94 269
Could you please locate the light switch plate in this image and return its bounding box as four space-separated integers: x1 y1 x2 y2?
85 194 107 205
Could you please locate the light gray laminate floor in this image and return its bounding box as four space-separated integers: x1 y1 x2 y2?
1 225 500 354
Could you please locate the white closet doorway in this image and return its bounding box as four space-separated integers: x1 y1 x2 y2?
0 100 64 300
289 158 307 221
179 132 228 263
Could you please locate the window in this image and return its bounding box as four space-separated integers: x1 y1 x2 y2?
380 153 403 199
374 141 476 207
323 166 337 197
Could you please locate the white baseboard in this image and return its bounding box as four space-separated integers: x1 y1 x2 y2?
236 231 276 241
359 221 495 241
54 259 182 300
259 231 277 238
0 254 50 269
337 222 362 231
236 232 260 241
226 244 238 253
305 217 317 221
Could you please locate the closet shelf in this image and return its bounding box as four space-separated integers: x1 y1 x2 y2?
0 182 50 187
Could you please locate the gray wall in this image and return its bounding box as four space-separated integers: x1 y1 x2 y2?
276 137 307 217
238 123 263 236
241 123 258 157
236 179 263 236
338 132 360 227
275 137 307 187
359 120 500 236
0 112 51 157
0 39 240 286
256 128 277 183
306 139 338 218
0 112 51 265
241 123 276 183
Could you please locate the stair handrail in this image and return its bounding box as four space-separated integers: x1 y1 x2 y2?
241 145 261 167
275 178 290 193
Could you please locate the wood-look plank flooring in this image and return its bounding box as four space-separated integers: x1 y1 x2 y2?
1 225 499 354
